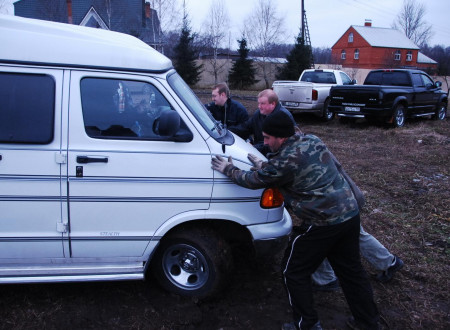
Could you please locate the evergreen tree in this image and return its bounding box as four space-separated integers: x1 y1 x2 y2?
173 18 203 86
276 34 312 80
228 38 258 90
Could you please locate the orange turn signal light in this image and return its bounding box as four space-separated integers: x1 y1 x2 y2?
260 187 284 209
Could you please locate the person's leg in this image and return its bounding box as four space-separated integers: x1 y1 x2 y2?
311 258 337 286
359 225 394 271
328 216 380 329
282 226 332 330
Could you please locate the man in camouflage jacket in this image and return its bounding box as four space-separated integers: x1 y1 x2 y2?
211 110 379 330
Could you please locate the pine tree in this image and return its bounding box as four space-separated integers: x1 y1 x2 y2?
276 34 312 80
173 19 203 86
228 38 258 90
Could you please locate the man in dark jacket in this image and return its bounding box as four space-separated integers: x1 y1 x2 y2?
204 82 248 130
211 110 380 330
231 89 296 155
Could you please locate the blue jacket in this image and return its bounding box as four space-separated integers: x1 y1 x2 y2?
231 103 296 154
205 98 248 130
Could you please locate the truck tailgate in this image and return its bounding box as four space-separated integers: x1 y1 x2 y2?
330 86 380 104
273 83 313 104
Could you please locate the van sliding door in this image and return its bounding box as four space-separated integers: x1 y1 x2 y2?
0 68 66 261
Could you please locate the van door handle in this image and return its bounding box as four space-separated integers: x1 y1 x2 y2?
76 156 109 164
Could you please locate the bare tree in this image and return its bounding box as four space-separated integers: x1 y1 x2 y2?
201 0 230 84
149 0 182 51
392 0 433 47
0 0 12 15
244 0 285 88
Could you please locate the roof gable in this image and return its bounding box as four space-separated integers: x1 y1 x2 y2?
80 6 108 29
352 25 419 49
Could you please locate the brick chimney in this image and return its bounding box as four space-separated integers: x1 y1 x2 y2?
145 2 151 18
67 0 73 24
364 19 372 27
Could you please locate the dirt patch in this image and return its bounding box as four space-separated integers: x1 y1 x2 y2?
0 91 448 329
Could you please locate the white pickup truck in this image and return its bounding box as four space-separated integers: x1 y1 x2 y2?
272 69 356 121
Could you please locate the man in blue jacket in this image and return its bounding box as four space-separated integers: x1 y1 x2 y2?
205 82 248 130
231 89 296 155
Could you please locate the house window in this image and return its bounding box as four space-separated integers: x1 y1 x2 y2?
341 50 346 60
354 49 359 59
348 32 353 43
395 50 401 61
406 51 412 61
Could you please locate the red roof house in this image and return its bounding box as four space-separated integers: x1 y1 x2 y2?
331 20 437 71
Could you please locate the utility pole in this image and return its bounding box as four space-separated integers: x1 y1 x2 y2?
301 0 314 68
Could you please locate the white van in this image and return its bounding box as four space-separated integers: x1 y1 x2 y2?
0 15 291 297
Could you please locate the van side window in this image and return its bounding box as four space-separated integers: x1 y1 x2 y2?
0 72 55 144
80 78 191 141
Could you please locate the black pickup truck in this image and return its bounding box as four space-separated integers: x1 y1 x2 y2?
328 69 448 127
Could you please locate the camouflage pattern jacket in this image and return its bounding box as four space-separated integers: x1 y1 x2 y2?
224 133 359 226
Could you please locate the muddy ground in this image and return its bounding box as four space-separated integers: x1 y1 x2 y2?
0 91 448 329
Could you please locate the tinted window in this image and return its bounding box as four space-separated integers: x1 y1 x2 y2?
412 73 423 87
340 72 352 85
0 72 55 144
80 78 191 141
364 72 410 86
364 72 382 85
301 71 336 84
420 74 434 88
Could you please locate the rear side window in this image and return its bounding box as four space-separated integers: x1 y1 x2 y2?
0 72 55 144
80 77 192 141
301 71 336 84
365 71 410 86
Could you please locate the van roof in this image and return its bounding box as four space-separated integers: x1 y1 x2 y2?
0 15 173 73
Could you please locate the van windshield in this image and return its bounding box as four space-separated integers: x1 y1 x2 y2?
167 72 224 139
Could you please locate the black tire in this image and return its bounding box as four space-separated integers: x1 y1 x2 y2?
391 104 406 128
432 102 447 121
321 99 334 122
152 227 233 298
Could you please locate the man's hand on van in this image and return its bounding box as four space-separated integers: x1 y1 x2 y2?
248 153 263 171
211 155 233 174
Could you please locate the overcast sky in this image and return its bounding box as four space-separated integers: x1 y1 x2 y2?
186 0 449 48
2 0 449 48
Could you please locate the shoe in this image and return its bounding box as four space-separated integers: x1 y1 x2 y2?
281 321 322 330
346 316 380 330
312 279 339 292
376 255 404 283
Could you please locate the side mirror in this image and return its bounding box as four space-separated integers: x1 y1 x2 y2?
351 79 357 85
435 81 442 88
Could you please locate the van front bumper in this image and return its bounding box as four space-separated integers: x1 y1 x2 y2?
248 208 292 257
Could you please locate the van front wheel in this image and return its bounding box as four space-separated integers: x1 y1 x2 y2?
152 228 233 298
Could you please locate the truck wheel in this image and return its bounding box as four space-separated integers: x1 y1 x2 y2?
322 99 334 121
152 227 233 298
392 104 406 128
432 102 447 121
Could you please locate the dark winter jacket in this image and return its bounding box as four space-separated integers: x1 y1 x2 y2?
205 98 248 130
231 103 296 154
